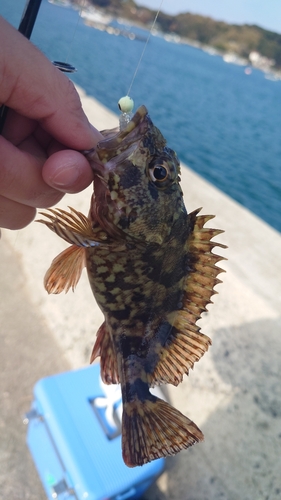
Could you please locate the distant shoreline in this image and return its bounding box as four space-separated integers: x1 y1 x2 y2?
61 0 281 80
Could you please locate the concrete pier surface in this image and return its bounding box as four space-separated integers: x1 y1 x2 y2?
1 86 281 500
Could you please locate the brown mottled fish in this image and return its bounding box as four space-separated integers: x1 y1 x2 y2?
38 105 226 467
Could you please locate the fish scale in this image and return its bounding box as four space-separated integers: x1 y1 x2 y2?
38 105 226 467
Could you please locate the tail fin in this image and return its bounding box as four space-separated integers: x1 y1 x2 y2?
122 395 203 467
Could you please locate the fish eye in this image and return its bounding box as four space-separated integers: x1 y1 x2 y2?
149 162 169 183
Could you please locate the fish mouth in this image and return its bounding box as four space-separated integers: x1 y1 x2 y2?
84 105 149 176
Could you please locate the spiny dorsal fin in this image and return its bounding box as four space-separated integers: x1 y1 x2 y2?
122 395 203 467
37 207 107 247
149 209 226 387
44 244 86 294
90 322 119 384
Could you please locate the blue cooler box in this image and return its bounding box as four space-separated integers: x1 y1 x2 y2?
25 364 165 500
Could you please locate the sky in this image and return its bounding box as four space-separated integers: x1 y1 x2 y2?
135 0 281 34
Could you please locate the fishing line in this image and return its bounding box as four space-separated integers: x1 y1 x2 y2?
126 0 165 97
53 0 87 72
118 0 164 128
65 0 87 64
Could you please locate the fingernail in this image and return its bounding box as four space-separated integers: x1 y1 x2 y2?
51 165 80 188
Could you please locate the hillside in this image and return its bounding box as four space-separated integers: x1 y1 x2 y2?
85 0 281 70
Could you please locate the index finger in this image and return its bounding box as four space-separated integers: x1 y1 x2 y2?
0 16 103 150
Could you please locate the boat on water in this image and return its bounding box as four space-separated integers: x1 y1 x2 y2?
80 8 113 27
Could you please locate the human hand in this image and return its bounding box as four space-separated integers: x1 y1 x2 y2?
0 16 103 230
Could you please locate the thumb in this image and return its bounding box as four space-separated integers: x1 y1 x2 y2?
42 150 94 193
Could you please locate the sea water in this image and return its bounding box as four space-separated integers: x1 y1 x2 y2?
1 0 281 232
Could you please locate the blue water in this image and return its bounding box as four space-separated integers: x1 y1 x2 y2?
1 0 281 232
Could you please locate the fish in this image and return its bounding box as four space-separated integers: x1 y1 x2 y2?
38 105 226 467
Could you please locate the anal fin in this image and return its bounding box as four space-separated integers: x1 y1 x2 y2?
150 324 211 387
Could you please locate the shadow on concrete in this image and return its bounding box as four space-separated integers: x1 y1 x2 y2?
0 239 71 499
144 316 281 500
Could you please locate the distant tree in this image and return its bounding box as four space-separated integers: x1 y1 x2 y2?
85 0 281 68
90 0 110 7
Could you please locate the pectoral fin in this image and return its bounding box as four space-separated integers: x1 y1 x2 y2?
38 207 111 293
37 207 106 247
44 244 86 294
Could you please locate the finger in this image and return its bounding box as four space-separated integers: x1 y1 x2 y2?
0 136 64 208
0 17 103 150
42 150 94 193
0 195 36 230
2 109 37 146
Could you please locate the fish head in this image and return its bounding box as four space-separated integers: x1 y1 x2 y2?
86 106 185 244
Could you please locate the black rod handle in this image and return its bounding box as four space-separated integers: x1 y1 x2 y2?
0 0 43 134
18 0 42 38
